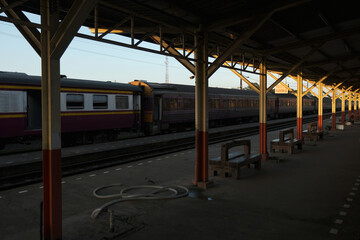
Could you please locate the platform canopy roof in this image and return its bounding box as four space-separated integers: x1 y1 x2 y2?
2 0 360 90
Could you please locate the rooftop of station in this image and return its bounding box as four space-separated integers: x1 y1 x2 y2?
9 0 360 89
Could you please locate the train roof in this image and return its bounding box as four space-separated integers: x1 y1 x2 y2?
0 71 142 92
132 80 271 97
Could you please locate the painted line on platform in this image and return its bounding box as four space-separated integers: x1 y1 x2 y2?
76 177 82 180
103 171 110 174
349 192 355 196
18 190 28 194
343 204 350 208
334 219 343 224
127 165 133 168
39 186 43 189
329 228 338 235
116 168 122 171
89 174 96 177
137 163 144 166
147 161 152 163
61 181 66 184
346 198 353 202
157 158 161 161
339 211 347 216
352 187 358 191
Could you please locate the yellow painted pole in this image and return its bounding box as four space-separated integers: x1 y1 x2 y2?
296 73 303 140
259 59 268 160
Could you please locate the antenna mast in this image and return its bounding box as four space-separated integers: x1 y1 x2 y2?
165 56 169 84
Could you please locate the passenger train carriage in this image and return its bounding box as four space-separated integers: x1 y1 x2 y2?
129 80 338 135
0 71 340 148
0 72 142 147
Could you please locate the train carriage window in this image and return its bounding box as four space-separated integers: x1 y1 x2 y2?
66 94 84 109
184 98 193 109
116 96 129 109
93 95 108 109
230 99 236 109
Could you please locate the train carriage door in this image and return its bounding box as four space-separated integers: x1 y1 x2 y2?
133 93 141 128
27 90 42 129
153 95 162 122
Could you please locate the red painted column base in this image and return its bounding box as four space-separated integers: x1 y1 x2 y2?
331 113 336 131
260 123 269 161
43 149 62 240
296 117 303 141
194 131 213 189
354 110 358 121
318 115 323 131
341 111 345 124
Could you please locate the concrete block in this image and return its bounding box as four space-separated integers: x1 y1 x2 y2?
336 124 344 130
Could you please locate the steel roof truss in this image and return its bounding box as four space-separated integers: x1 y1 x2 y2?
0 0 41 56
207 12 273 79
266 45 321 93
224 62 260 94
151 35 195 74
268 71 297 96
99 15 131 39
50 0 99 59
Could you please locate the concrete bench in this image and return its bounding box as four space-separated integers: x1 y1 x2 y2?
302 122 323 141
270 128 302 154
209 139 261 179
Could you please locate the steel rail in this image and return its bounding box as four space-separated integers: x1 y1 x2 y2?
0 114 332 190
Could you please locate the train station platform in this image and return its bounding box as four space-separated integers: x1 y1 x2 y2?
0 120 359 240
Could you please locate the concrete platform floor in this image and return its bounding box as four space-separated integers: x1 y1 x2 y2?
0 121 359 240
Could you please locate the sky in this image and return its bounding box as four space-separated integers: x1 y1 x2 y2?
0 12 298 90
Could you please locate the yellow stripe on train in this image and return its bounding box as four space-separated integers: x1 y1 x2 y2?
0 113 27 118
61 111 140 116
0 85 133 94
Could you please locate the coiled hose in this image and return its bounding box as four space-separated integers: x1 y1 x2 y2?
91 184 189 219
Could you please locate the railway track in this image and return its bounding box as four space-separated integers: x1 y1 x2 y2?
0 114 333 190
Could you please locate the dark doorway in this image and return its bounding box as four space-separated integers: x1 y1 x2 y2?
27 90 42 130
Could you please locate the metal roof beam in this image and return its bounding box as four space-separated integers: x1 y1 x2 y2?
206 0 311 31
266 45 322 93
99 1 190 34
207 12 273 79
51 0 98 59
224 62 260 94
0 0 27 14
262 25 360 55
151 35 195 74
0 0 41 56
268 71 297 96
302 69 337 97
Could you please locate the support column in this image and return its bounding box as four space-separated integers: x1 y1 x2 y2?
41 1 62 239
348 93 352 119
341 91 346 124
194 31 212 189
354 95 358 120
296 73 303 140
259 59 268 160
356 93 360 120
317 83 323 131
331 89 336 130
